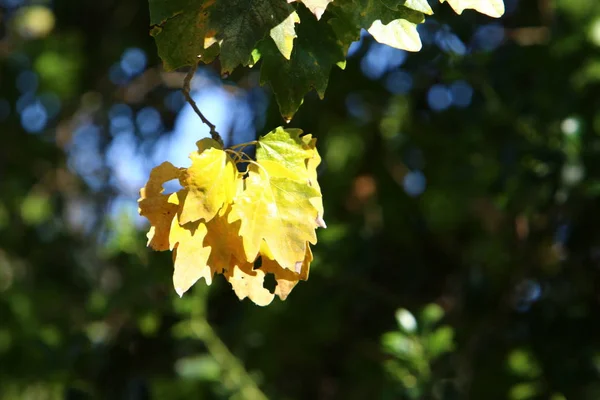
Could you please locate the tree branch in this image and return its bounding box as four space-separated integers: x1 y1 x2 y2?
182 63 224 147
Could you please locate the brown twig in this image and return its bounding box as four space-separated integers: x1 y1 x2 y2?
182 62 224 147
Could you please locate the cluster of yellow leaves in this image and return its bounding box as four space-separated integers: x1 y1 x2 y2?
138 127 325 306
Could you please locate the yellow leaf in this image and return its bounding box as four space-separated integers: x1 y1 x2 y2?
179 138 237 225
229 165 320 271
256 127 313 175
169 215 213 297
261 243 312 300
257 128 325 227
225 243 311 306
138 127 325 305
301 134 326 227
225 260 275 306
138 161 182 250
203 206 246 272
439 0 505 18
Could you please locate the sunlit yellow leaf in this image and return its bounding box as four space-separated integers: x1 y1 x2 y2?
301 134 326 226
179 139 237 225
139 127 325 305
256 127 313 175
138 161 182 250
169 215 213 297
261 243 312 300
439 0 504 18
203 206 246 272
229 165 320 271
225 260 275 306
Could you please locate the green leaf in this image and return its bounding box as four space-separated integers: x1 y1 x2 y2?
425 325 454 360
260 5 345 120
292 0 335 19
256 127 312 174
330 0 425 53
382 0 433 15
207 0 296 72
149 0 219 71
148 0 295 72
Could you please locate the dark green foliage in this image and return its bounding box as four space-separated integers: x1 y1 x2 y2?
2 0 600 399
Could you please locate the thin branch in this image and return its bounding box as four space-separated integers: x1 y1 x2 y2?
182 62 224 147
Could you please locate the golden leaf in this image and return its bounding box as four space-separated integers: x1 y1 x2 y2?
229 164 319 271
139 127 325 305
138 162 182 250
225 260 275 307
169 214 213 297
261 243 312 301
179 138 237 225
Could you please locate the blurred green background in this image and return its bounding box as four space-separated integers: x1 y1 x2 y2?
2 0 600 398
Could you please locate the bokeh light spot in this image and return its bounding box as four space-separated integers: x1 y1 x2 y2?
427 84 452 111
21 102 48 133
473 23 505 52
449 80 474 108
120 47 147 77
403 170 426 197
136 107 162 136
385 70 413 94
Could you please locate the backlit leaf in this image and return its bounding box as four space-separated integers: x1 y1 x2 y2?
139 127 324 305
381 0 433 15
270 11 300 60
148 0 295 72
138 162 182 250
256 127 312 174
330 0 426 54
261 244 312 300
225 260 275 306
179 138 237 225
206 0 296 72
203 206 246 271
260 5 345 120
169 215 213 297
290 0 334 20
229 164 320 271
368 17 423 52
148 0 219 71
439 0 504 17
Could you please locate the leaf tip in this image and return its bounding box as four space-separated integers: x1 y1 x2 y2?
316 215 327 229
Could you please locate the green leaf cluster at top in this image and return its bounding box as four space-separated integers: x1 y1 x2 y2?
149 0 504 120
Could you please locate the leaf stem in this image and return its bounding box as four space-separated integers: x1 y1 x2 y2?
182 62 224 147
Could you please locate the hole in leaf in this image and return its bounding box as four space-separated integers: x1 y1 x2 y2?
263 273 276 294
253 256 262 270
163 178 183 194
